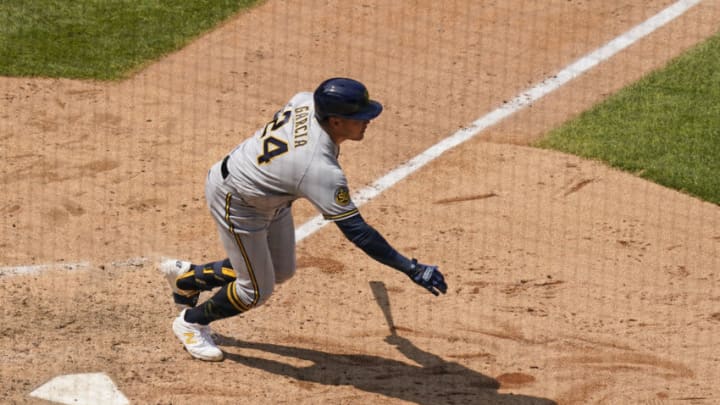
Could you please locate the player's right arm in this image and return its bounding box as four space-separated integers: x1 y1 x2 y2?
299 165 447 296
334 213 448 296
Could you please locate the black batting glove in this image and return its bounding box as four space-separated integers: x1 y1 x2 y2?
407 259 447 296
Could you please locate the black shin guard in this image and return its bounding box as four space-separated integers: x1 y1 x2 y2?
177 258 236 291
184 281 246 325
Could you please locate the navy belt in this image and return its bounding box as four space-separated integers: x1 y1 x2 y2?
221 155 230 179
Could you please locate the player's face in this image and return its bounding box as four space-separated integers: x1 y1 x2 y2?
332 117 370 143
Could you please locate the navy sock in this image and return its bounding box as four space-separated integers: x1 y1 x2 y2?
184 281 245 325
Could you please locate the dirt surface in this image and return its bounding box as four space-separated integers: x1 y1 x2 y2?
2 1 720 404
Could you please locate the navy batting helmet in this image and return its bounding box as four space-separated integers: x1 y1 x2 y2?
313 78 383 121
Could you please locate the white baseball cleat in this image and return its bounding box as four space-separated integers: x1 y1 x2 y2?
172 309 224 361
160 259 198 310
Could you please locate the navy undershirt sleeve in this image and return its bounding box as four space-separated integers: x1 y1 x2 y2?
335 213 414 274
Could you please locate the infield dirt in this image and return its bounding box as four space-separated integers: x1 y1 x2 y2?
1 1 719 404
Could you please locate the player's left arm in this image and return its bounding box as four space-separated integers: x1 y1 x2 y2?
335 213 448 296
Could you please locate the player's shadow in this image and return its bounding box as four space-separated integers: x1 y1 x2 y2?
216 333 556 405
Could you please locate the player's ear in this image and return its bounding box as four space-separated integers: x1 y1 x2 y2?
329 116 342 128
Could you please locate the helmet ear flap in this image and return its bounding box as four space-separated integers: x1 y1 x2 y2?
313 90 338 121
314 98 328 121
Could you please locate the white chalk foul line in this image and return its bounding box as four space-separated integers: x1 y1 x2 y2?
296 0 703 242
0 261 91 276
11 1 702 403
0 258 147 276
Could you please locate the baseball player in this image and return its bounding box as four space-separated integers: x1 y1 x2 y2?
161 77 447 361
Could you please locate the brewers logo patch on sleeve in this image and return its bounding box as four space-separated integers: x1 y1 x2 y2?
334 186 351 206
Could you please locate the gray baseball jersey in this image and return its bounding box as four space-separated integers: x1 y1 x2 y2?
204 91 356 309
223 91 358 222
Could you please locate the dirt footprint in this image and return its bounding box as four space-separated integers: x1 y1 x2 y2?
496 372 536 388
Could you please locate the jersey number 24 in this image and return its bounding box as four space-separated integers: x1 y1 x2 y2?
257 109 291 165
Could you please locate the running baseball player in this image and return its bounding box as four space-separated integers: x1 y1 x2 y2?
161 77 447 361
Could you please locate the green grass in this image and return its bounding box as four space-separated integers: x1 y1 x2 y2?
0 0 260 80
535 32 720 205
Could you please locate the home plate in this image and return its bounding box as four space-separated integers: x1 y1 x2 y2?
29 373 129 405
